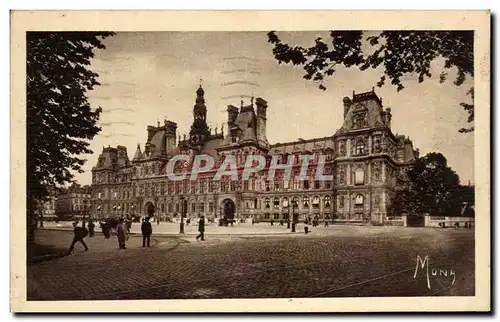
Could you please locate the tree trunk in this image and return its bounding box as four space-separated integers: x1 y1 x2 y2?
26 210 37 260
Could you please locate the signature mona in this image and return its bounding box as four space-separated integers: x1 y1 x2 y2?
413 255 456 289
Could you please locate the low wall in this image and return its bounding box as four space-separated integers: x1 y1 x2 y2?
385 217 404 226
425 216 474 228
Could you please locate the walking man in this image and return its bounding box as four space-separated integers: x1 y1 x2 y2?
196 215 205 241
101 221 111 239
68 222 89 254
88 220 95 237
117 218 127 249
141 217 152 247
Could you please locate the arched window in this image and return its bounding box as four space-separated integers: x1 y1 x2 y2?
265 198 270 209
282 197 289 207
355 194 364 206
324 195 331 207
273 197 280 209
355 141 365 155
355 168 365 185
303 196 310 208
312 196 320 208
292 197 299 208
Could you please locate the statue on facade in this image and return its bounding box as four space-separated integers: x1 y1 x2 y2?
339 141 346 156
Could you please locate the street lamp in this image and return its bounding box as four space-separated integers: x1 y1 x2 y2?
180 196 185 234
291 199 298 232
287 206 291 229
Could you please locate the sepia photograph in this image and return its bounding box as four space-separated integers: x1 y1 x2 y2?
11 11 490 312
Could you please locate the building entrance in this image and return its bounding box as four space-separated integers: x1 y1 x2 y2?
222 199 236 223
145 202 155 218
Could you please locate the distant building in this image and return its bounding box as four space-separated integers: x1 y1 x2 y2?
55 184 92 220
35 187 58 222
91 86 419 225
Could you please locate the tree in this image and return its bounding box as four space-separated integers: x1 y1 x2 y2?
26 32 114 245
267 31 474 133
390 153 461 216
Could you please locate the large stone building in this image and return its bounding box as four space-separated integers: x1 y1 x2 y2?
91 86 419 225
55 183 92 220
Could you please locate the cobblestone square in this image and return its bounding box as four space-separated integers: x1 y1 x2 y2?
27 226 474 300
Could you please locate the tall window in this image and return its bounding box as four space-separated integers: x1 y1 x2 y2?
209 202 214 213
208 179 213 193
265 181 270 192
283 180 289 190
273 197 280 209
191 203 196 212
274 181 280 191
312 196 320 208
168 203 173 212
160 182 165 195
324 195 332 208
355 168 365 185
355 141 365 155
355 194 364 206
303 180 310 190
198 203 205 213
243 180 249 191
314 180 321 189
354 113 366 128
282 197 289 207
303 196 310 208
265 198 270 209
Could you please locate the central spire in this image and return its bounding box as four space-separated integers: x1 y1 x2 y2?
190 83 210 144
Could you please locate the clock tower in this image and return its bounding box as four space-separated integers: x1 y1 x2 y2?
189 84 210 145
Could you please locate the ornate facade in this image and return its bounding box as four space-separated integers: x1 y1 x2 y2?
91 86 419 225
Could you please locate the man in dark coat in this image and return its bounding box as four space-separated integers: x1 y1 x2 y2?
101 221 111 239
141 217 153 247
196 215 205 241
68 222 89 254
88 220 95 237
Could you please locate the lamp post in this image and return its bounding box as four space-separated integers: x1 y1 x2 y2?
291 199 297 232
287 206 291 229
180 196 185 234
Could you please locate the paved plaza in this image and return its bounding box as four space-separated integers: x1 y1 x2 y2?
43 221 306 236
27 226 475 300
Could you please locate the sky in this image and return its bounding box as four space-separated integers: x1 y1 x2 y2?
77 31 474 185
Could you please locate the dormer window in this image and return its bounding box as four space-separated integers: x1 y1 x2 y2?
353 113 367 129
